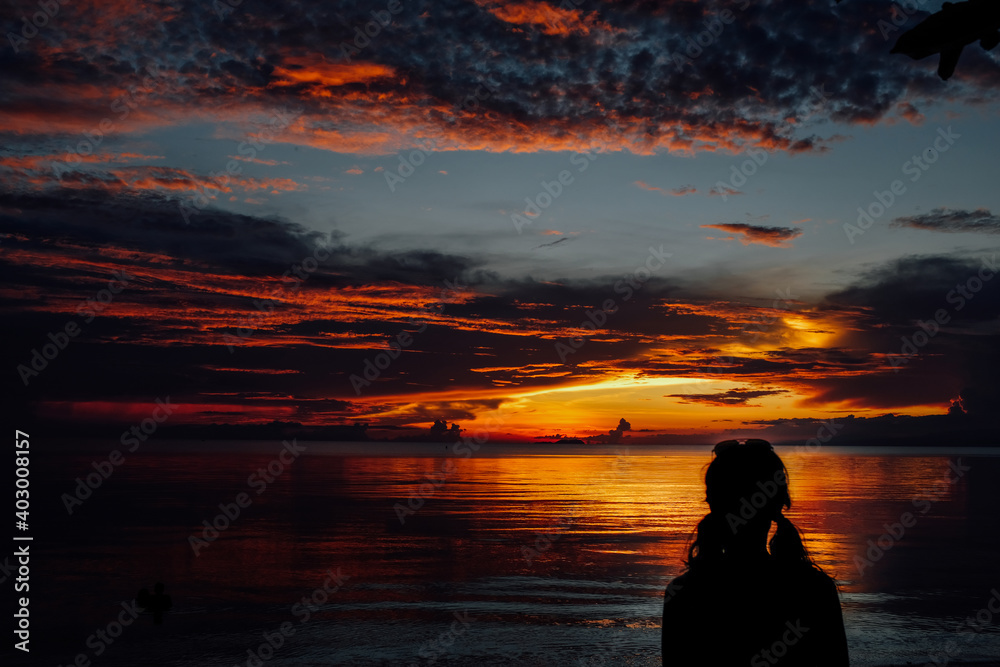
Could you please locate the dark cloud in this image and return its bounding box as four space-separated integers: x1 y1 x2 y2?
0 188 481 287
0 188 331 275
821 253 1000 325
0 184 832 427
744 412 999 446
809 253 1000 416
0 187 720 417
3 186 998 443
377 399 506 426
892 208 1000 234
667 387 787 406
4 0 995 158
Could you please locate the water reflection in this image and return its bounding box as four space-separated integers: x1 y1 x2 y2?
25 445 1000 667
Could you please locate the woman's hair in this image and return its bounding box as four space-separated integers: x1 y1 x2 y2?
685 445 818 573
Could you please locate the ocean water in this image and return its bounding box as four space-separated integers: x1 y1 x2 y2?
13 442 1000 666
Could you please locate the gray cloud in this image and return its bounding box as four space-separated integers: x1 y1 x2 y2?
892 208 1000 234
667 387 787 406
4 0 996 160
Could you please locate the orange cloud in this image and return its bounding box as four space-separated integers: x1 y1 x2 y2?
271 100 811 157
1 156 306 199
0 151 163 171
701 223 803 248
271 59 397 93
474 0 620 36
634 180 664 193
233 177 306 193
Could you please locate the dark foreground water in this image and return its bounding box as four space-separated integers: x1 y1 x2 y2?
10 442 1000 666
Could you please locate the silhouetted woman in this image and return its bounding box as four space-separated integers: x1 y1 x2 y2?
662 439 849 665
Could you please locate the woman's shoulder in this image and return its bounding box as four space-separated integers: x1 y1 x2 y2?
797 562 838 584
775 561 841 596
668 571 691 585
667 560 839 591
664 571 691 597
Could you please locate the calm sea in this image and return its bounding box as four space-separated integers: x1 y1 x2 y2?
13 442 1000 666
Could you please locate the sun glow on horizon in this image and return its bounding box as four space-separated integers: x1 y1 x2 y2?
350 371 915 439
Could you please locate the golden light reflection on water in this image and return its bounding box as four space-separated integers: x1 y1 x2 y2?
98 447 980 614
332 447 974 595
38 447 999 666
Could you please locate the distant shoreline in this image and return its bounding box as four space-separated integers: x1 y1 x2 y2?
38 438 1000 457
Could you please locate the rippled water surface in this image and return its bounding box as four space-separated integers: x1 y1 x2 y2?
18 442 1000 666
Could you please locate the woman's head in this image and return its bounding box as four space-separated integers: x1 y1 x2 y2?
686 440 816 572
704 440 790 521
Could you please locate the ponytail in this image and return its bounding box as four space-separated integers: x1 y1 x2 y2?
686 511 818 573
769 512 816 568
685 511 725 572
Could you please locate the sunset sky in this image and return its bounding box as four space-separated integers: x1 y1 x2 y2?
3 0 999 443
